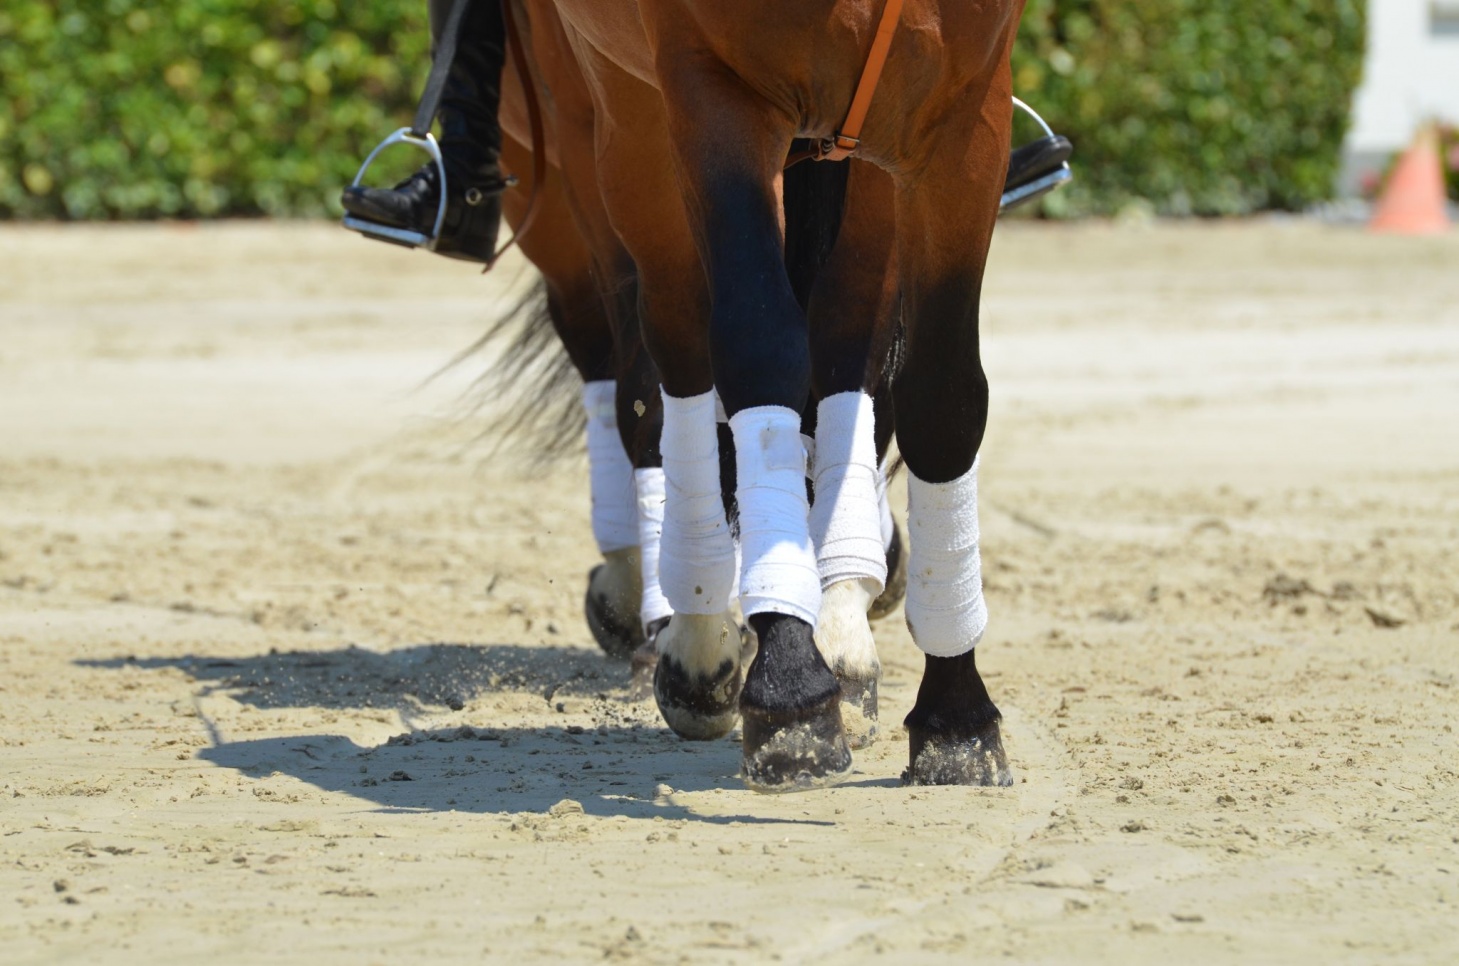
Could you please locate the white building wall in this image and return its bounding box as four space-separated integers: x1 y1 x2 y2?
1342 0 1459 190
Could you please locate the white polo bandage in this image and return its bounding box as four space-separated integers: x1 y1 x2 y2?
582 381 639 554
905 458 988 657
809 391 887 592
658 389 736 615
878 461 895 551
633 466 673 628
730 406 821 626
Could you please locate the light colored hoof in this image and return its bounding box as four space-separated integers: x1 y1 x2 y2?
837 673 879 749
584 548 643 660
815 578 882 748
652 613 741 740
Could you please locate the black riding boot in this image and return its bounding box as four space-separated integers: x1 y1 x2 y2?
341 0 508 263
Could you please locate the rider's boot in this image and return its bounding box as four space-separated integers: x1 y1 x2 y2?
341 0 508 262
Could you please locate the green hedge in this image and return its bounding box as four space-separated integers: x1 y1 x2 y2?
1 0 1365 219
0 1 428 219
1012 0 1367 216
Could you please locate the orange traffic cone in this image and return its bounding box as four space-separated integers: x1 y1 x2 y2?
1369 124 1450 235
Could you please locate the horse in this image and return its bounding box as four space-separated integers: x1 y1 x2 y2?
481 0 1016 791
485 92 908 710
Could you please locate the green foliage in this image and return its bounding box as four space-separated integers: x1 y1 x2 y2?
1441 124 1459 203
0 0 428 218
1012 0 1367 216
1 0 1366 219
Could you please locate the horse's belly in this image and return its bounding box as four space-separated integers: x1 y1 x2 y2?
550 0 659 89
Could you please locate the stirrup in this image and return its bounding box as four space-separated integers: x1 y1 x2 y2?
341 128 449 250
1000 97 1073 213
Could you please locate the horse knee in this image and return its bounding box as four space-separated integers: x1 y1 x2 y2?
893 352 988 484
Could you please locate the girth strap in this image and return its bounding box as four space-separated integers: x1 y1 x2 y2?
785 0 904 168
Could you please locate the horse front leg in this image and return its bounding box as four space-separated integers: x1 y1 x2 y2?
800 160 902 749
891 72 1016 788
510 7 678 675
652 63 853 791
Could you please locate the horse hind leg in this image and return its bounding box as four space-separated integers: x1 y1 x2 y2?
647 66 852 791
574 49 746 739
498 136 646 660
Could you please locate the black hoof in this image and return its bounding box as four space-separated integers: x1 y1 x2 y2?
628 617 668 702
739 614 852 792
653 647 741 741
901 649 1012 786
584 564 643 661
837 672 879 750
869 520 907 622
904 717 1012 786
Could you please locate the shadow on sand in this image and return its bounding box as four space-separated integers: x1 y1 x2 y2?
80 642 850 825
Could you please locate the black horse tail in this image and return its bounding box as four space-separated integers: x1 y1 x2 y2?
434 278 586 462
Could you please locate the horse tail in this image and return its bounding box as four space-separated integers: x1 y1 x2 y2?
435 278 586 461
781 153 852 309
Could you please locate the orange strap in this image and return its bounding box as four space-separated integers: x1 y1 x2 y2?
786 0 904 167
486 0 547 271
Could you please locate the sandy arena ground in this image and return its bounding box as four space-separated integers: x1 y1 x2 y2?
1 220 1457 964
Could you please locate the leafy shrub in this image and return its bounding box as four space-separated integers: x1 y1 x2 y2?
1 0 1366 219
1441 124 1459 202
0 1 428 219
1012 0 1367 216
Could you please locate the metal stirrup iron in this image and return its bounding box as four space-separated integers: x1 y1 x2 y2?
1000 97 1073 213
342 0 544 266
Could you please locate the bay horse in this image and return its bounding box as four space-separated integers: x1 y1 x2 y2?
489 0 1016 791
488 102 908 708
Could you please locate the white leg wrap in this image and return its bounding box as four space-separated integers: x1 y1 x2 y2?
878 462 895 552
658 389 736 615
582 381 639 553
633 467 673 629
905 458 988 658
730 406 821 626
809 391 887 592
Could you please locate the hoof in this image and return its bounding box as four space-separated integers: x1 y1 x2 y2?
628 616 668 702
741 694 853 792
869 520 907 622
652 614 741 740
903 717 1013 787
815 578 881 749
837 672 879 750
740 613 852 792
584 555 644 661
